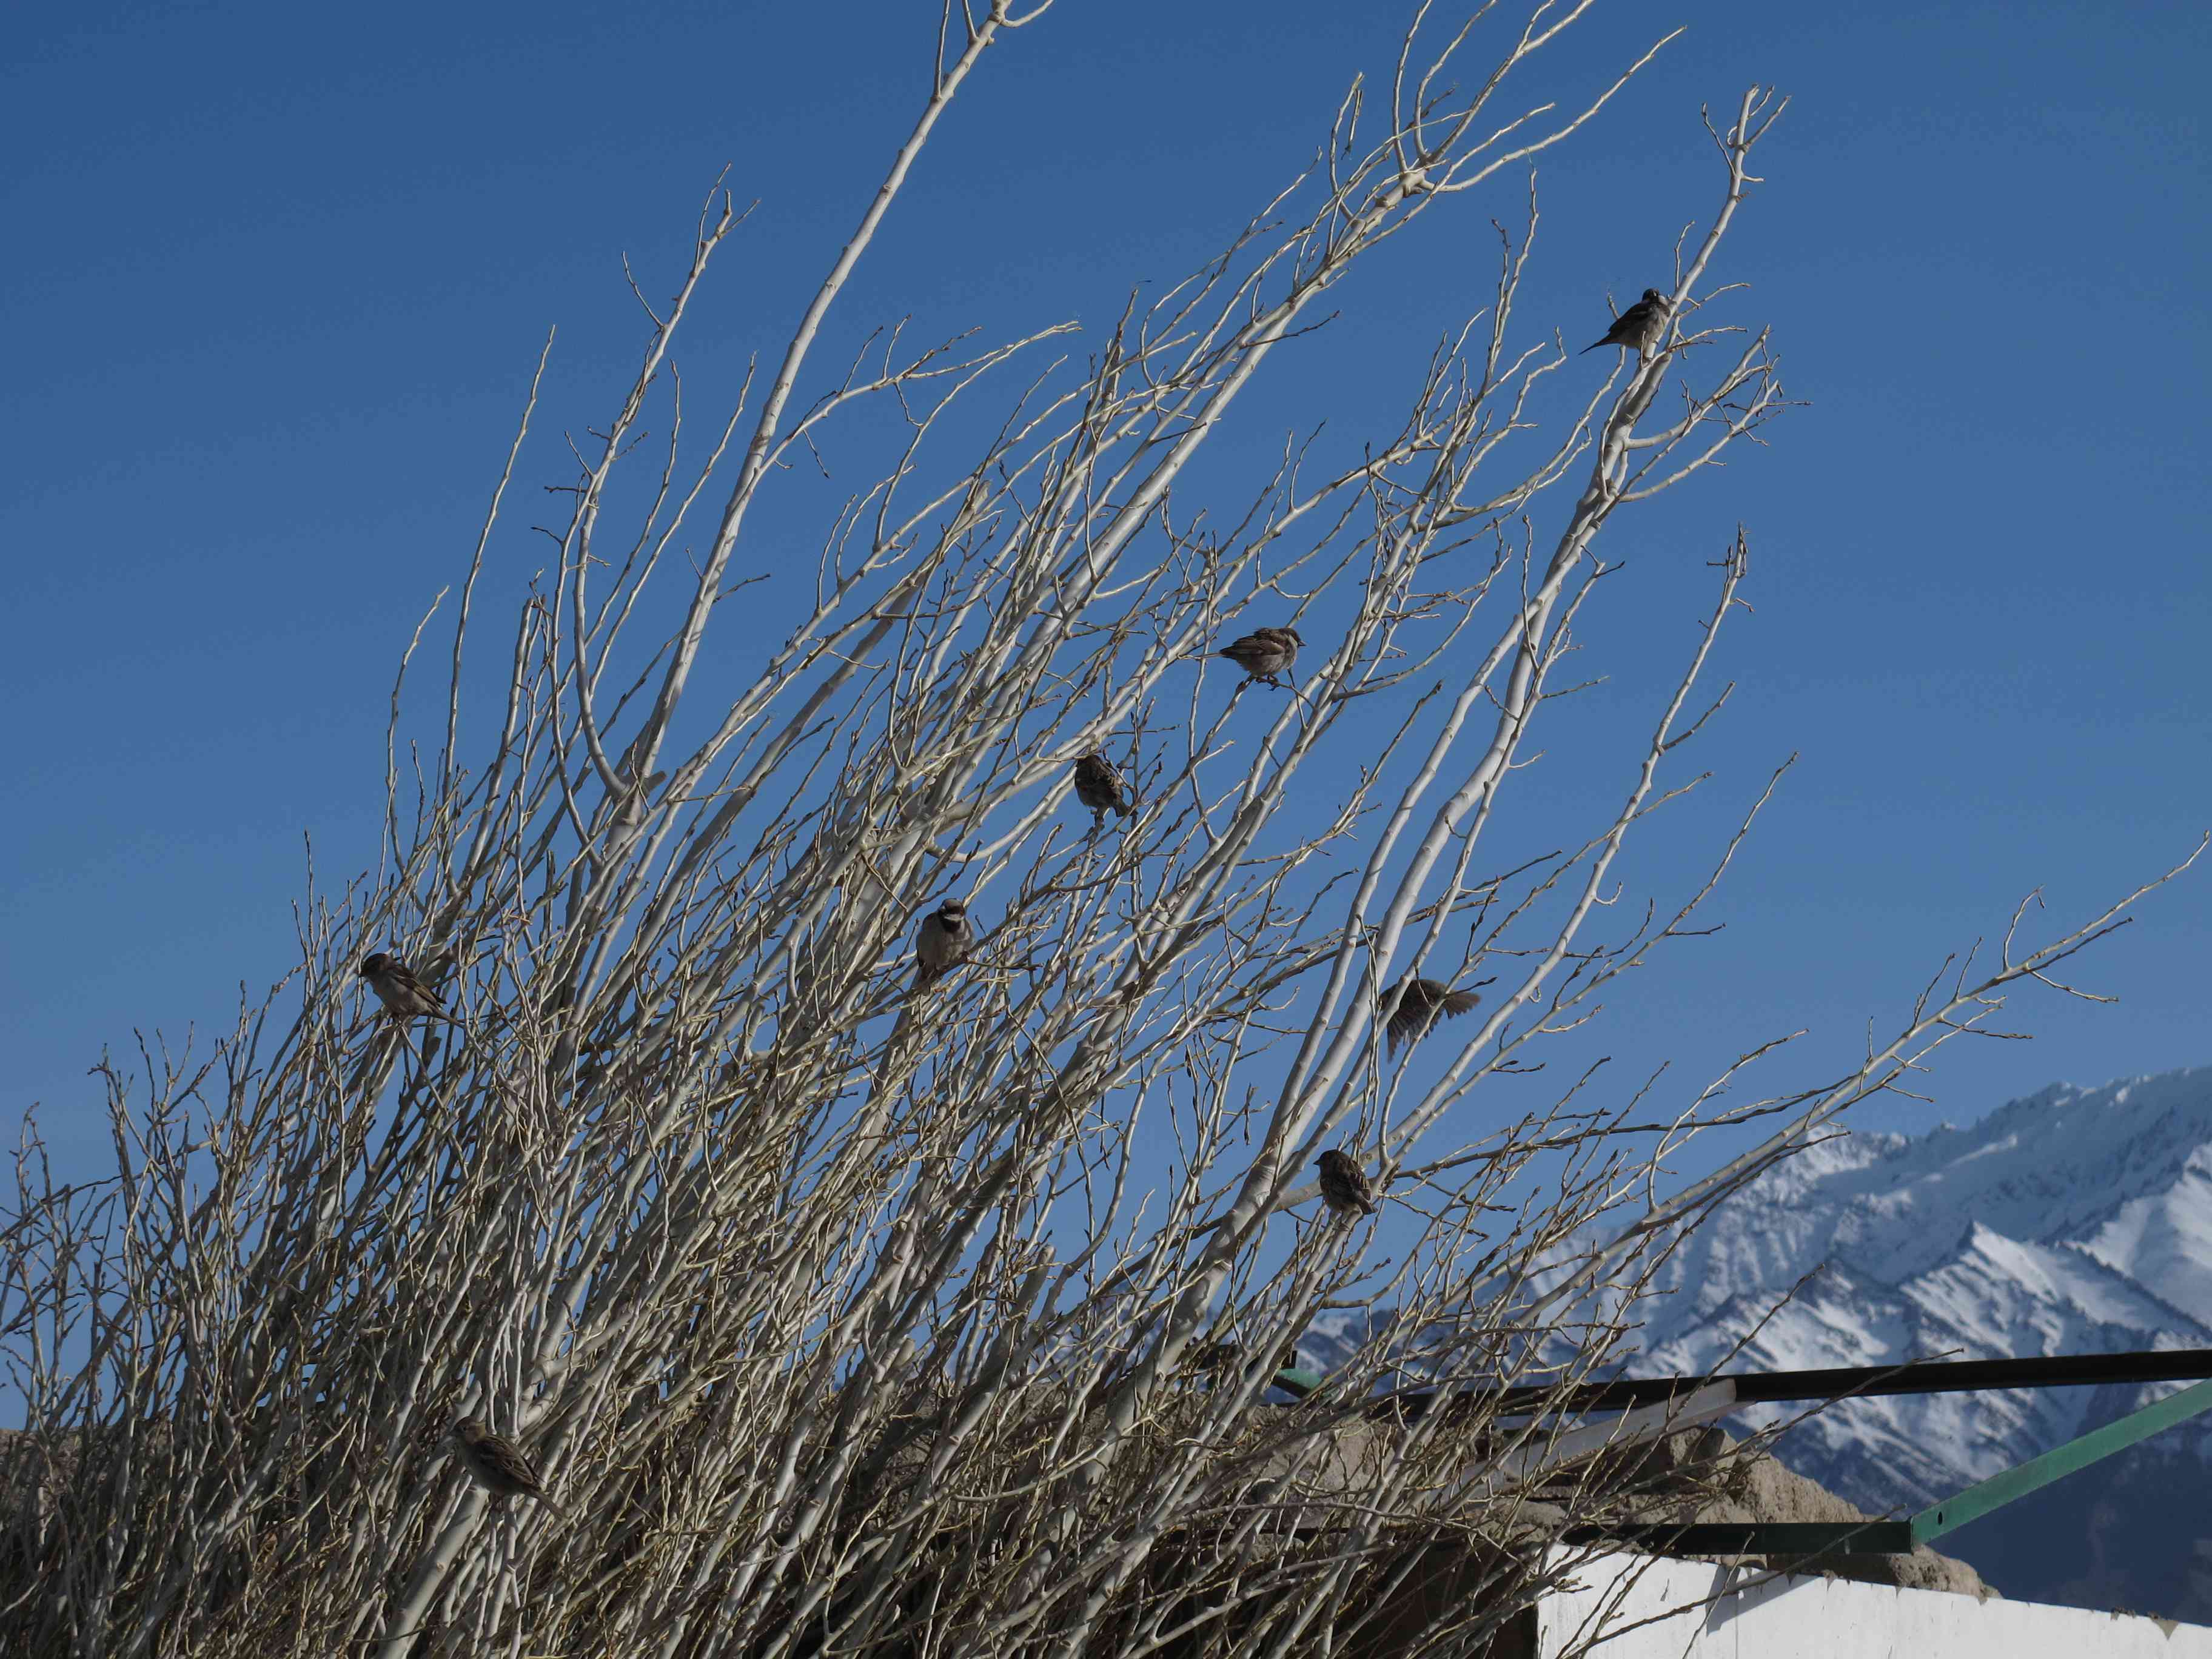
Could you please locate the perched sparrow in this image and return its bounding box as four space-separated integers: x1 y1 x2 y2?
1182 1339 1241 1376
359 952 462 1025
913 898 973 988
1384 975 1482 1057
447 1417 562 1513
1184 1339 1302 1378
1072 752 1131 820
1217 626 1304 688
1580 288 1670 357
1315 1148 1380 1218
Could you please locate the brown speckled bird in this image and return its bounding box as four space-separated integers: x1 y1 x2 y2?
913 898 973 989
1384 976 1482 1057
1315 1148 1380 1218
1581 288 1670 357
1072 752 1131 820
447 1417 563 1513
1217 626 1304 688
360 953 462 1026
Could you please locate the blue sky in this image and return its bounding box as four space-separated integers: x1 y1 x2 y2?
4 0 2208 1188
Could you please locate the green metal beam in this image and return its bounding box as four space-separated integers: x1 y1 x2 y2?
1561 1376 2212 1560
1912 1375 2212 1545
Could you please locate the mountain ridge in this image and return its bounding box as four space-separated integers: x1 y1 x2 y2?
1303 1065 2212 1618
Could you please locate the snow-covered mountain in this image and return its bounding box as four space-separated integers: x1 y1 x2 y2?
1618 1070 2212 1509
1618 1068 2212 1615
1308 1067 2212 1617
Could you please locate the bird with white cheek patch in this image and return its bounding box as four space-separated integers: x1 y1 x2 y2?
913 899 973 989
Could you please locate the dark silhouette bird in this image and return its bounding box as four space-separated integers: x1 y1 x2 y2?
1580 288 1670 356
1315 1148 1380 1218
1072 752 1131 820
1217 626 1304 688
1182 1339 1304 1384
913 898 973 988
1182 1339 1242 1376
447 1417 563 1513
360 953 462 1026
1384 976 1482 1057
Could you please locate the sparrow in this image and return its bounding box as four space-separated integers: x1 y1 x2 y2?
359 952 462 1026
1185 1339 1304 1378
447 1417 563 1513
1182 1339 1242 1376
913 898 973 989
1176 1336 1292 1389
1217 626 1304 688
1072 752 1131 820
1315 1148 1380 1218
1580 288 1670 356
1384 975 1482 1057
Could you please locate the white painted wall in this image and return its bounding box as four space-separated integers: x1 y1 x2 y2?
1537 1549 2212 1658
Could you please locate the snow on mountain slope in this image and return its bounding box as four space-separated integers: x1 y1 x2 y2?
1611 1068 2212 1514
2078 1141 2212 1316
1302 1065 2212 1617
1618 1070 2212 1316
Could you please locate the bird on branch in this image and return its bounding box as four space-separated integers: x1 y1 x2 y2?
359 952 464 1027
447 1417 564 1515
1581 287 1670 357
913 898 973 989
1316 1148 1381 1218
1072 752 1131 823
1182 1339 1304 1384
1217 626 1305 688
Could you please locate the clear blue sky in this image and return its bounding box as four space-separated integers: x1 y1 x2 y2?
5 1 2208 1187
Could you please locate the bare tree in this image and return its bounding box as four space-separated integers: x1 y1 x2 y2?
2 4 2194 1657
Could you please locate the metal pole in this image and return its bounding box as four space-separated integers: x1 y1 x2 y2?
1911 1375 2212 1546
